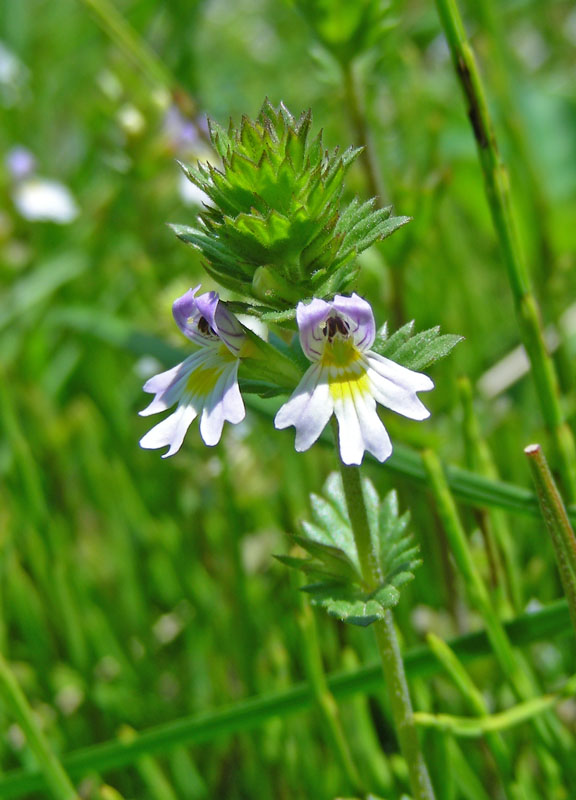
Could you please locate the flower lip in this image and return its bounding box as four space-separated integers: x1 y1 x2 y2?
172 286 245 355
297 293 376 361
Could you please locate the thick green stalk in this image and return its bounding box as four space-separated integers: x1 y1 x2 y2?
434 0 576 500
0 652 79 800
296 586 365 794
524 443 576 634
338 457 436 800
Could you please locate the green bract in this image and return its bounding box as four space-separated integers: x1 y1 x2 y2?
277 473 421 626
172 100 410 316
372 320 464 371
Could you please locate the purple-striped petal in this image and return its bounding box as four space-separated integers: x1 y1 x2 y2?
140 288 246 456
277 293 433 465
172 286 245 355
331 293 375 351
172 285 207 344
296 298 332 361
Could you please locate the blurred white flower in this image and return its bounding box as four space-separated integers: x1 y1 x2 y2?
13 178 79 224
117 104 146 137
178 171 211 207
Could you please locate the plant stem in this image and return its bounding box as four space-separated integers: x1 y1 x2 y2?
427 633 513 789
434 0 576 500
338 454 436 800
524 443 576 634
0 601 570 799
422 449 572 765
0 651 79 800
414 672 576 737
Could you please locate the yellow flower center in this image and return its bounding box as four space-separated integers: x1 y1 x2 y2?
321 337 358 368
186 344 235 397
320 339 371 402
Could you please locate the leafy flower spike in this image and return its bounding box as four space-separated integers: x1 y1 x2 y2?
274 294 434 465
140 286 246 457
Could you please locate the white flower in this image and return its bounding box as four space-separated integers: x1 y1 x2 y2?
139 286 246 457
12 178 78 224
274 294 434 465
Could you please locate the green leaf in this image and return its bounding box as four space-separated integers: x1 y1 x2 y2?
372 322 463 371
278 473 421 626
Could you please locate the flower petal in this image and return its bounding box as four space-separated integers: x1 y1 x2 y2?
331 293 375 351
296 298 332 361
139 402 198 458
139 354 203 416
199 362 245 446
219 362 246 424
366 352 433 420
274 363 334 451
212 303 246 356
353 391 393 463
332 385 364 465
173 287 246 355
172 285 208 344
332 380 393 465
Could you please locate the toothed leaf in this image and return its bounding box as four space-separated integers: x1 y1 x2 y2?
277 472 421 626
372 322 463 370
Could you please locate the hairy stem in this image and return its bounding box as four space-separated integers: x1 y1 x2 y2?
338 454 436 800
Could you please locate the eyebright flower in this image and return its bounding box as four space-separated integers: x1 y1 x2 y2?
139 286 246 457
274 294 434 466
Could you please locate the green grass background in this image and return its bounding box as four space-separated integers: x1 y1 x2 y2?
1 0 576 797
